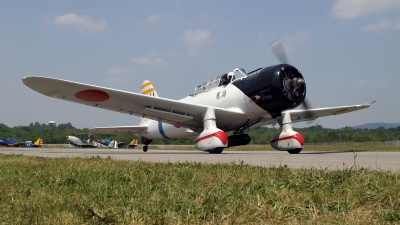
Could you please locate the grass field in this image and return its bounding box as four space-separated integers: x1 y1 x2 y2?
0 154 399 224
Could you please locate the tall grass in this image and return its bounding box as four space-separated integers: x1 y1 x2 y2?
0 154 399 224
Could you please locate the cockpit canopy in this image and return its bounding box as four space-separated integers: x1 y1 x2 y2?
191 68 257 96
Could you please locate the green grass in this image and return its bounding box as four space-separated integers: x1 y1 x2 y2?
0 154 399 224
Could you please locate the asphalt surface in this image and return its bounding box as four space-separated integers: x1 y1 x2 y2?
1 148 399 172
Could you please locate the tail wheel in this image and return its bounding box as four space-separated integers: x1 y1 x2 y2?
208 147 224 154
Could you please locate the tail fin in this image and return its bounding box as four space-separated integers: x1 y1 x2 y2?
34 138 43 147
141 80 158 123
108 140 118 148
141 80 158 97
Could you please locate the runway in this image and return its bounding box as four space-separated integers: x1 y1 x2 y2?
1 148 399 172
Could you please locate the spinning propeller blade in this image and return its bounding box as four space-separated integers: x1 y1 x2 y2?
269 40 288 64
270 39 316 125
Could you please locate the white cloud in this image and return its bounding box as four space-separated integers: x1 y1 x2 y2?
102 67 134 88
146 14 178 24
183 28 213 56
1 81 16 91
131 57 167 67
355 79 388 89
281 31 311 53
363 17 400 32
54 13 108 32
333 0 400 19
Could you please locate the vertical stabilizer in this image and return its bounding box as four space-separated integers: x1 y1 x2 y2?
34 138 43 147
108 140 118 148
141 80 158 97
141 80 158 123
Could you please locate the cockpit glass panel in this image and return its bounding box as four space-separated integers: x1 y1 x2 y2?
192 68 249 95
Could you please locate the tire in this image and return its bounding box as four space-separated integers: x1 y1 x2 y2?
143 146 148 152
208 147 224 154
287 149 302 154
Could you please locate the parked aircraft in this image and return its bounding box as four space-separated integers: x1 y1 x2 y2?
92 139 119 148
67 133 94 148
0 137 43 147
0 137 20 147
23 41 373 154
127 139 139 149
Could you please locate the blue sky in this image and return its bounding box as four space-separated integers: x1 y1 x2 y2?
1 0 399 129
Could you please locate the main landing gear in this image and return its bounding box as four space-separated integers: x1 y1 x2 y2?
207 147 224 154
140 137 152 153
287 149 302 154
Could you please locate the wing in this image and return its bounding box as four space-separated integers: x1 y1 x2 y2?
90 126 148 136
251 102 374 127
23 76 244 130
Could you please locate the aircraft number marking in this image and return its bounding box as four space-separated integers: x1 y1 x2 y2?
216 90 227 99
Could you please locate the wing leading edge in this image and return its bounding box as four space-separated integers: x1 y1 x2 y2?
251 102 374 128
22 76 244 130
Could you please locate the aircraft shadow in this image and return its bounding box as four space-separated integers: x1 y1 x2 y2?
301 150 367 155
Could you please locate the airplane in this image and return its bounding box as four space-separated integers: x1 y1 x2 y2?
67 133 95 148
127 139 139 148
22 41 373 154
0 137 21 147
0 137 43 147
92 139 120 148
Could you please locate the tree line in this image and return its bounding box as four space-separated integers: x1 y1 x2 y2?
1 122 399 145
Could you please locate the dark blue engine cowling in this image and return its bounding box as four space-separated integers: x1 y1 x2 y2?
233 64 306 117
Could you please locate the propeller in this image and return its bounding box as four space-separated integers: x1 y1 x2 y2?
269 39 316 125
269 40 288 64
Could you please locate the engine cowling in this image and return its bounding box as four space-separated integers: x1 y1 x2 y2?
232 64 306 117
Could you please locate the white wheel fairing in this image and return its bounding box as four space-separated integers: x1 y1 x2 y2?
270 130 304 151
194 128 228 151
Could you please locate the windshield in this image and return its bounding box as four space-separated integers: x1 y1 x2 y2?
232 68 248 80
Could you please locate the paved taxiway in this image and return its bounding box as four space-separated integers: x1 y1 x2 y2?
1 148 399 172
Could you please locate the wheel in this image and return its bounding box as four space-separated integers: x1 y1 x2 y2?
208 147 224 154
143 145 148 152
287 149 302 154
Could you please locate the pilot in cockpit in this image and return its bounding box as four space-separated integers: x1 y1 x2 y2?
227 72 235 82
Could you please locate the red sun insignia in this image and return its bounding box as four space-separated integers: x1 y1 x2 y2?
75 90 110 102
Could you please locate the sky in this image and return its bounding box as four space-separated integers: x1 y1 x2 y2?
1 0 399 129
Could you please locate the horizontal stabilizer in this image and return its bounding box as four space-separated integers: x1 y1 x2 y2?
90 126 148 136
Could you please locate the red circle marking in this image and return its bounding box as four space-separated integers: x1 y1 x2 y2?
75 90 110 102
